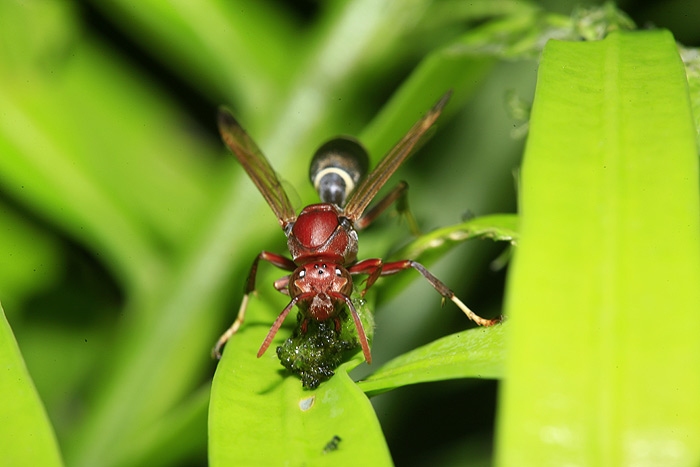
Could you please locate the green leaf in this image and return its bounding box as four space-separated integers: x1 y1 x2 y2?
358 322 507 396
209 306 391 466
374 214 517 307
496 31 700 465
210 365 391 466
393 214 518 259
0 305 63 466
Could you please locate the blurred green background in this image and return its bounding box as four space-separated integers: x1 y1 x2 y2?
1 1 698 466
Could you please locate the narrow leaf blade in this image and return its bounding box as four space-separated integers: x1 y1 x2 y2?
0 306 63 466
358 323 507 396
497 31 700 465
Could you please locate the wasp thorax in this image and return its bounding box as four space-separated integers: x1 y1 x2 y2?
309 136 369 206
287 204 359 265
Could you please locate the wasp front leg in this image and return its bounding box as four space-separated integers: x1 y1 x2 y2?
212 251 297 359
348 258 501 327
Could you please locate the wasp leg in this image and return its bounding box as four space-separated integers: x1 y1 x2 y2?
257 293 312 358
212 251 297 359
353 181 420 235
347 258 384 295
348 258 501 327
273 275 291 295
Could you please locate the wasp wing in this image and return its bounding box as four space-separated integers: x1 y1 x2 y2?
218 107 297 229
343 91 451 222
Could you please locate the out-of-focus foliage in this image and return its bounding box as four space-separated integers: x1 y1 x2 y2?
0 1 698 466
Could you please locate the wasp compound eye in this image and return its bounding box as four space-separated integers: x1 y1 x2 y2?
309 137 369 207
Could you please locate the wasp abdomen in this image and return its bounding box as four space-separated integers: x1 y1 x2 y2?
309 137 369 207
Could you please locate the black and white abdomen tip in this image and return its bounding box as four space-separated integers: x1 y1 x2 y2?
309 136 369 207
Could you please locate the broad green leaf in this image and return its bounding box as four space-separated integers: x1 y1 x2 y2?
211 359 391 466
209 297 390 466
496 31 700 465
358 322 507 396
0 305 63 466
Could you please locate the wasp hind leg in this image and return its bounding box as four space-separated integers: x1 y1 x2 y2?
348 258 501 327
354 181 420 236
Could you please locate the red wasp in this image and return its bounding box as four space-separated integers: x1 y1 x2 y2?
212 91 499 365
